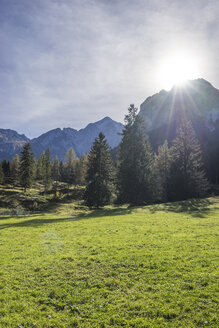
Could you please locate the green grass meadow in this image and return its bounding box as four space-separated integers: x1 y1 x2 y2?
0 189 218 327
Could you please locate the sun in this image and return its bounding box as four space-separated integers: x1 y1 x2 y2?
158 51 201 90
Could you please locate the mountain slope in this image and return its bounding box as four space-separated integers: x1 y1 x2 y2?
0 129 29 161
139 78 219 183
31 128 78 160
140 78 219 136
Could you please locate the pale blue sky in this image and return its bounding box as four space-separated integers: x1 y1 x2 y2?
1 0 219 137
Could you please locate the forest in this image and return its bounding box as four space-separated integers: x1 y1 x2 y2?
0 105 213 210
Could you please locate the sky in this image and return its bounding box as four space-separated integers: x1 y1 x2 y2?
1 0 219 138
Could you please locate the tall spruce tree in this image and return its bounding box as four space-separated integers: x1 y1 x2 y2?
20 143 35 191
84 133 114 208
169 120 208 200
154 140 172 202
117 104 154 205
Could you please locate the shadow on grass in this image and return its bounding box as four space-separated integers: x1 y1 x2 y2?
149 198 212 218
0 197 215 230
79 207 133 218
0 216 74 229
0 207 133 230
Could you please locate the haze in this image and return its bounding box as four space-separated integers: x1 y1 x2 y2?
0 0 219 137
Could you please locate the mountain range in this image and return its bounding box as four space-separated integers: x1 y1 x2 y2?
0 78 219 182
0 117 123 161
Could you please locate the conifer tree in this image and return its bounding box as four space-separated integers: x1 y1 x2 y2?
117 104 154 205
74 155 88 185
36 153 45 180
0 163 4 184
169 120 208 200
59 161 67 182
74 158 82 185
65 148 76 185
52 156 60 190
10 154 20 186
154 140 172 202
84 133 114 208
66 148 75 166
2 160 10 183
20 143 35 191
43 148 52 192
32 158 37 181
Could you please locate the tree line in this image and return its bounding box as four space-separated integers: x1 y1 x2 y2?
0 146 88 192
0 105 209 207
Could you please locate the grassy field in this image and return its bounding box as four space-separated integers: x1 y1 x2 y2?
0 188 218 327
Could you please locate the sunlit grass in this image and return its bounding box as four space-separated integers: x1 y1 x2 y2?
0 189 218 327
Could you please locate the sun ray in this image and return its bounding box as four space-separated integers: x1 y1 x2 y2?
166 86 177 138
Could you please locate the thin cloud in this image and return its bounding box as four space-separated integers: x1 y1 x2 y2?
0 0 219 137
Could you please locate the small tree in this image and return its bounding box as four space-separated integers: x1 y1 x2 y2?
84 133 114 208
36 152 45 180
169 120 208 200
52 156 60 191
43 148 52 192
65 148 76 186
2 160 10 183
59 161 67 182
0 163 4 184
74 155 88 185
20 143 35 191
10 154 20 186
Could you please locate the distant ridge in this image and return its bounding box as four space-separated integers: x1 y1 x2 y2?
0 117 123 161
